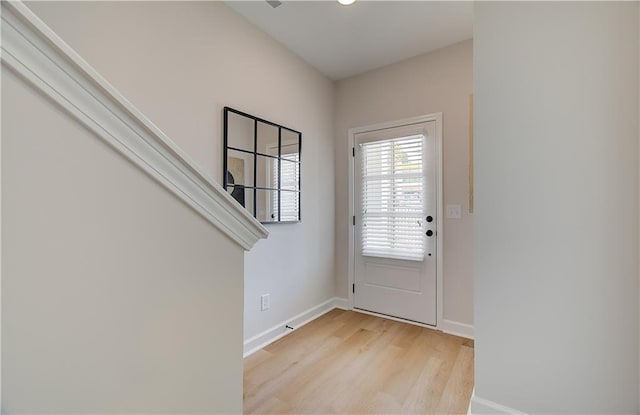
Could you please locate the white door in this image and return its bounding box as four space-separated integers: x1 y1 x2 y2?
354 121 437 325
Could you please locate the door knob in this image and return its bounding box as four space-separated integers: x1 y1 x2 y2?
426 230 433 237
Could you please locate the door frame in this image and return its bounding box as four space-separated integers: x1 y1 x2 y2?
347 113 444 329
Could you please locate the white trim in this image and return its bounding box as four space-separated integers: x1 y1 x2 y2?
469 391 528 415
440 319 474 340
0 6 3 407
243 297 346 357
0 1 268 251
347 113 444 328
333 297 349 310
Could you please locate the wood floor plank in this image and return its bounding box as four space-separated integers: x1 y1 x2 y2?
332 342 405 413
252 397 293 414
319 322 407 412
244 334 344 411
402 356 444 413
435 345 475 414
244 349 273 373
244 310 474 414
279 328 379 410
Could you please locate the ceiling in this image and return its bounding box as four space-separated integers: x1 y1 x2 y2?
226 1 474 81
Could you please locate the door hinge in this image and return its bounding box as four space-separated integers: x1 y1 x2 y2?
352 147 355 157
352 283 355 294
352 215 356 226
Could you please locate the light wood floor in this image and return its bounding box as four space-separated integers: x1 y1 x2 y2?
244 309 474 414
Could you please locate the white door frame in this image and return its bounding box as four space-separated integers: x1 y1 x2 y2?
347 113 444 329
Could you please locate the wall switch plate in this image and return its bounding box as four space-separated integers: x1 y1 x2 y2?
446 204 462 219
260 294 270 311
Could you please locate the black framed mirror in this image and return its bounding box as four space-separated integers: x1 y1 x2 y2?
223 107 301 223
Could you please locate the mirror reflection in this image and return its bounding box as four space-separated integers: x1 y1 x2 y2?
281 129 300 158
226 185 255 217
255 189 279 222
226 149 254 188
226 111 254 152
223 107 301 223
257 121 279 156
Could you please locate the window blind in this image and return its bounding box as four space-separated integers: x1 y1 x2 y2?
280 152 300 221
361 134 425 261
272 152 300 221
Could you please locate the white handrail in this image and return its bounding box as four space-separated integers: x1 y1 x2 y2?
1 1 268 250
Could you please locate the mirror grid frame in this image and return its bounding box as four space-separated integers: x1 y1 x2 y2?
223 106 302 224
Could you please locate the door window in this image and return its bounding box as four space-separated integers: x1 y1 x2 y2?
360 134 425 261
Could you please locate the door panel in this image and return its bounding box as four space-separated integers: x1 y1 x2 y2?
364 261 421 292
354 121 437 325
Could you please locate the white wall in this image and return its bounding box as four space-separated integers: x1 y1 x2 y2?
473 2 639 413
2 67 245 412
334 40 474 326
26 1 336 342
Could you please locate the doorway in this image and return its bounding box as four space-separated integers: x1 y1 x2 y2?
348 114 443 326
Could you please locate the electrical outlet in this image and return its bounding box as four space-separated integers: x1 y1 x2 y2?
260 294 270 311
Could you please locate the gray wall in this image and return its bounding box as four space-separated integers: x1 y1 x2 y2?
473 2 639 412
26 1 336 345
2 67 245 412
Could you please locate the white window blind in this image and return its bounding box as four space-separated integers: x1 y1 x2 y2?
361 134 425 261
271 152 300 221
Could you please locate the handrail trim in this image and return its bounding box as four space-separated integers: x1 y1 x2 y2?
1 1 268 250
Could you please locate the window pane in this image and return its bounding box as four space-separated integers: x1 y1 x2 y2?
280 159 300 191
256 188 279 223
226 111 254 152
226 149 254 188
256 122 279 156
281 129 300 157
227 185 254 217
256 155 278 189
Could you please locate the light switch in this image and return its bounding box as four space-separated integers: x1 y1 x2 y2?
446 204 462 219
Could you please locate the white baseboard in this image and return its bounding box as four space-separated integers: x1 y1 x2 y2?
440 319 474 340
243 297 346 357
333 297 349 310
469 391 527 414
